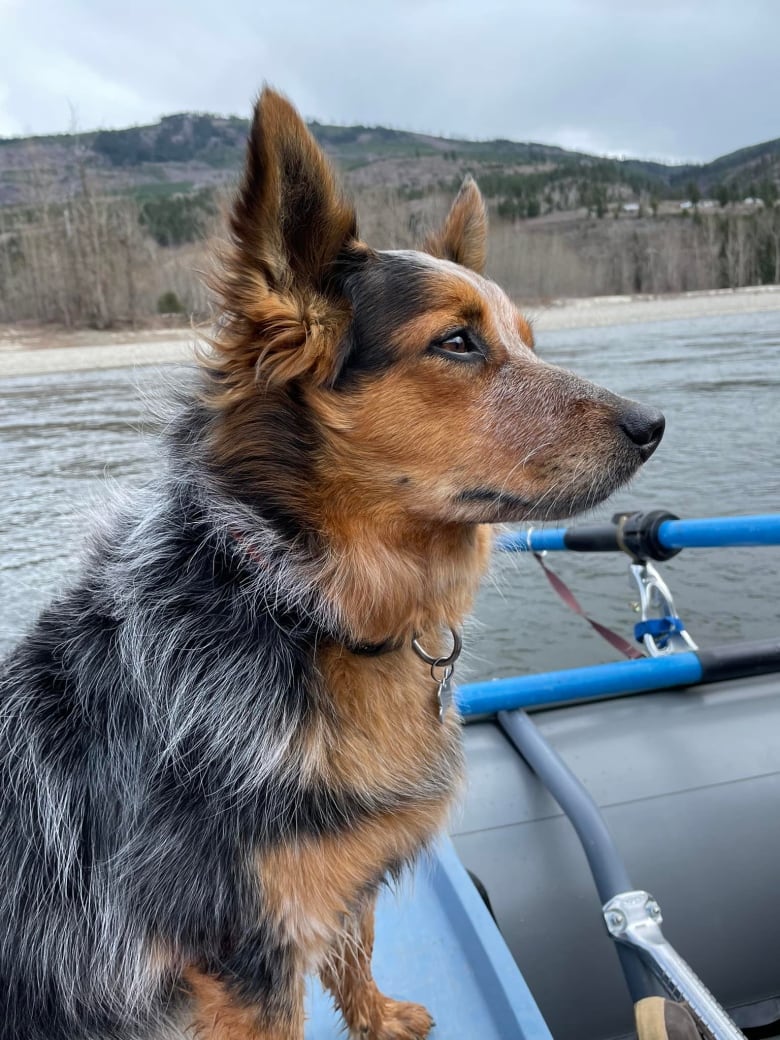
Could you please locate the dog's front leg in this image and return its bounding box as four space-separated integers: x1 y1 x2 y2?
184 943 304 1040
319 894 434 1040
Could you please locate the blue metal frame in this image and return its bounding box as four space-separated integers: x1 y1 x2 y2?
458 654 703 717
659 515 780 550
500 527 568 553
498 513 780 554
479 512 780 716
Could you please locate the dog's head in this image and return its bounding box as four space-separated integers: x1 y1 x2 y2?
207 88 663 527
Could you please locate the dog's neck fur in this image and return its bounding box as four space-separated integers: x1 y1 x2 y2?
317 508 491 647
190 382 492 650
225 479 491 650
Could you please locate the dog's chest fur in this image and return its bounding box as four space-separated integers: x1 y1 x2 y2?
314 643 463 792
260 645 466 961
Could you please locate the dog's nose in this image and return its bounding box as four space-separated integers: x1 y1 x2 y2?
618 403 665 461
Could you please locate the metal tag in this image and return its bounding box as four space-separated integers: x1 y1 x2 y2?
437 670 454 721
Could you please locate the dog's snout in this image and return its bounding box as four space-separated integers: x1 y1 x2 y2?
618 403 665 461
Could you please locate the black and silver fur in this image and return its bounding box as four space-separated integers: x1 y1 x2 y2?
0 396 460 1040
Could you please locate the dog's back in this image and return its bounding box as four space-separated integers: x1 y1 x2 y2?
1 490 168 1039
0 470 336 1038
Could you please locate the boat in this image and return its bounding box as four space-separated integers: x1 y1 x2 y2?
305 511 780 1039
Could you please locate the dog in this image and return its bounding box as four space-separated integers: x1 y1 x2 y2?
0 88 664 1040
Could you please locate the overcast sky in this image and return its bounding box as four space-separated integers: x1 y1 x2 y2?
1 0 778 163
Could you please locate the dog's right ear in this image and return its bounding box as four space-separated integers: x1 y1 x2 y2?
211 88 360 387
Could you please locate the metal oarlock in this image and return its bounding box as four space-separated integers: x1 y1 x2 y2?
603 891 746 1040
629 560 698 657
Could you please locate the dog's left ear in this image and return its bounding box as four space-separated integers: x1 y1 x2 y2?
423 175 488 274
230 87 358 296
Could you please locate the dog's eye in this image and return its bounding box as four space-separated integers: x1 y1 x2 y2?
442 335 469 353
430 330 485 363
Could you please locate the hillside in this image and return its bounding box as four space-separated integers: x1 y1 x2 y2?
1 112 778 212
2 113 778 330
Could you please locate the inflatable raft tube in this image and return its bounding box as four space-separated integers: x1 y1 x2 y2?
453 673 780 1039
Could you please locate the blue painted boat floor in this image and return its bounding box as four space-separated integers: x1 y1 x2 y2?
304 839 551 1039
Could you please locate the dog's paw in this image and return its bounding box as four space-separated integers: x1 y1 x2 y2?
355 997 434 1039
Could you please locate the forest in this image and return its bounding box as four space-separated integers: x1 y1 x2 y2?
0 114 778 327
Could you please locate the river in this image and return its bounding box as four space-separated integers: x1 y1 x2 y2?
1 310 778 676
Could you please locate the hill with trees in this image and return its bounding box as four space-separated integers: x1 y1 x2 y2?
1 112 778 214
0 113 778 327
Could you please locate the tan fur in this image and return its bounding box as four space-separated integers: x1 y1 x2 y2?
185 968 304 1040
320 895 435 1039
301 641 465 794
516 312 535 348
308 500 493 644
257 801 452 964
202 284 351 401
186 796 451 1039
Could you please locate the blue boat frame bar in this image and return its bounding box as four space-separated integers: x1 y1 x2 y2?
457 640 780 717
475 512 780 716
498 513 780 554
458 654 701 716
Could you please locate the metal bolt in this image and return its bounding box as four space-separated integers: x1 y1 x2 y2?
607 911 625 929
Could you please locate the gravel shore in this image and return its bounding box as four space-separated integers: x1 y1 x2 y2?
2 285 779 379
531 283 780 331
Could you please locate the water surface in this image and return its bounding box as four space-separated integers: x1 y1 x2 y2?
1 311 778 676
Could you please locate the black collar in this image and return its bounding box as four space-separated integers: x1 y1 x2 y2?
345 636 405 656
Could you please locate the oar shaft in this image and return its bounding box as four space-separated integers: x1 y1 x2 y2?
498 513 780 555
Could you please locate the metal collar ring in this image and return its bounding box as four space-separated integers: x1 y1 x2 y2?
411 627 463 669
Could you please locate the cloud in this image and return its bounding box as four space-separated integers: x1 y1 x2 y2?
1 0 778 161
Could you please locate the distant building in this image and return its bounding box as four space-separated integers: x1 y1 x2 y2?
622 202 640 213
680 199 716 210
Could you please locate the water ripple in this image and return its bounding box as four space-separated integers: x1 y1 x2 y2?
2 313 779 673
